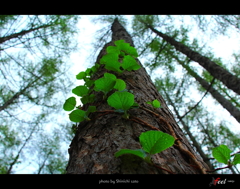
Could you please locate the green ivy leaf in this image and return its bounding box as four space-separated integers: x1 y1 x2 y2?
104 73 117 80
122 55 140 71
114 40 138 57
85 68 92 76
63 97 76 111
126 47 138 57
107 46 120 54
212 145 231 164
114 40 130 51
114 79 126 91
152 99 161 108
86 106 96 115
107 91 134 111
114 149 147 159
76 71 86 80
146 99 161 108
84 79 94 88
105 62 122 73
72 86 89 97
119 51 125 58
90 64 99 75
100 53 122 73
81 94 95 104
139 131 175 155
114 39 126 46
94 77 116 94
232 154 240 165
69 109 86 122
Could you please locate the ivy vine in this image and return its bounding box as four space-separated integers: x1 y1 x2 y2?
63 39 174 172
63 39 239 174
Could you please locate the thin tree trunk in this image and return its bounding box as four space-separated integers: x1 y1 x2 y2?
0 23 52 45
66 18 210 174
174 55 240 124
0 77 40 112
141 21 240 96
7 124 37 174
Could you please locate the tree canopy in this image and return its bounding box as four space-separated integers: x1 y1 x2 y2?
0 15 79 173
1 15 239 174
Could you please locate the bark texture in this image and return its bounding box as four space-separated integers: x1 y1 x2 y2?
66 18 210 174
162 88 215 171
143 22 240 96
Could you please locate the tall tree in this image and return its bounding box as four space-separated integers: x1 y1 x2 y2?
140 28 240 124
173 54 240 123
136 16 240 96
0 15 79 173
154 75 240 173
66 18 209 174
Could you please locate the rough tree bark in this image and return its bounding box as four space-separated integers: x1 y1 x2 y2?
161 87 215 171
66 18 210 174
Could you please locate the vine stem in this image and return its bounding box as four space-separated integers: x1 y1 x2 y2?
93 110 115 119
96 110 115 113
92 110 175 173
129 116 160 131
206 165 231 173
139 106 207 174
92 106 207 174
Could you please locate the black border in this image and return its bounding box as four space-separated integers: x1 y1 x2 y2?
2 174 240 188
1 11 239 189
1 2 236 15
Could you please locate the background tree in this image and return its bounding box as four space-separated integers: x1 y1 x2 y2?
135 16 240 95
1 15 239 174
143 34 240 123
155 74 240 174
0 15 79 173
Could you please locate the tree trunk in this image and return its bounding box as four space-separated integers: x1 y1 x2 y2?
141 21 240 96
66 18 210 174
0 77 40 112
161 87 215 171
0 24 52 45
173 55 240 124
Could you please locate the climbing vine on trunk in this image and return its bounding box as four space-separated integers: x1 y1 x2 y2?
63 39 211 174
